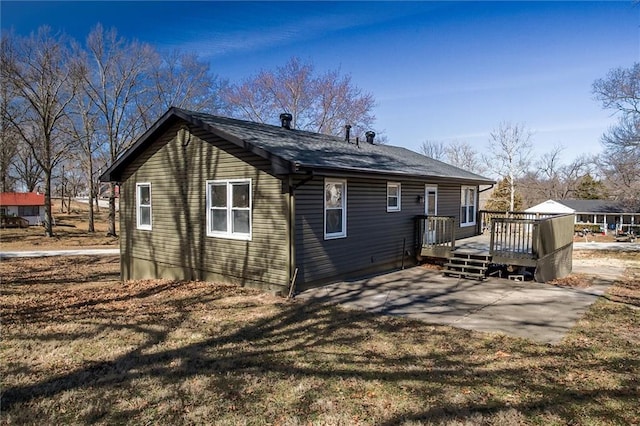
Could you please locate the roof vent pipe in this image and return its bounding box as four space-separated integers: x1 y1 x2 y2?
344 125 351 143
280 113 293 129
365 131 376 144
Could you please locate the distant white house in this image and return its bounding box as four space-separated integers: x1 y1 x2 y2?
0 192 45 226
525 199 639 232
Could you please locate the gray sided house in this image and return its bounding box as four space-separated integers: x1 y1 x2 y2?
100 108 494 293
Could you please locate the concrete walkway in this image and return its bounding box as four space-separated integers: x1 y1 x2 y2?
0 249 119 259
297 266 615 345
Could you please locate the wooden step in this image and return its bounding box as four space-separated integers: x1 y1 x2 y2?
447 258 490 266
443 271 486 280
444 263 488 273
443 251 492 281
450 252 491 261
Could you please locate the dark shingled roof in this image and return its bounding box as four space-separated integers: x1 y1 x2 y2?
101 107 494 184
555 199 631 213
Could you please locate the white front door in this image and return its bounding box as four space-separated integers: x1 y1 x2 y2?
425 186 438 243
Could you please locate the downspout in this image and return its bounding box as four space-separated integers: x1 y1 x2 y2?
117 181 125 281
287 171 314 298
288 174 295 297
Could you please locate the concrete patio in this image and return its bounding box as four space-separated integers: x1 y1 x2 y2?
297 263 618 345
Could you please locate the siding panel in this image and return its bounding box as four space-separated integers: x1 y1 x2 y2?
294 178 478 286
119 122 290 292
294 177 425 286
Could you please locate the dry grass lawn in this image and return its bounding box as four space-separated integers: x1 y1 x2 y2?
1 254 639 425
0 199 118 250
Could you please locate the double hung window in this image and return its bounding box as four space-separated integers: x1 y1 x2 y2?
324 179 347 239
207 179 252 240
387 182 401 212
460 186 477 227
136 183 152 230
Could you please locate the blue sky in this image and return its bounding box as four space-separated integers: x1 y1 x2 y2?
2 1 639 164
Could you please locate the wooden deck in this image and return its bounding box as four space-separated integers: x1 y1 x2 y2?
452 234 492 254
416 212 575 282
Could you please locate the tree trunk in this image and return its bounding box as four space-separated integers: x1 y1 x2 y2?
106 181 117 237
43 170 54 237
60 165 65 213
95 189 100 213
87 158 95 233
509 173 515 212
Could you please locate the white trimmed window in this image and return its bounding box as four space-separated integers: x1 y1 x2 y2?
324 179 347 239
136 183 152 230
207 179 252 240
460 186 477 227
387 182 401 212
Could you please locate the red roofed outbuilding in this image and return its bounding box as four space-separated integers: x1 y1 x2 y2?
0 192 45 225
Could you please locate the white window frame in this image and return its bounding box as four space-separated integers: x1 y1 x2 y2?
136 182 152 230
206 179 252 241
460 185 477 227
387 182 401 212
324 178 347 240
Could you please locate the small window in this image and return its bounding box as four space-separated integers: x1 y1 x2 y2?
207 179 252 240
324 179 347 239
460 186 477 227
18 206 39 216
387 182 401 212
136 183 152 230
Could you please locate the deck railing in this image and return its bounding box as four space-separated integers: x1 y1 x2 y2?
478 209 555 234
415 211 575 282
489 213 575 280
415 215 455 258
489 218 538 266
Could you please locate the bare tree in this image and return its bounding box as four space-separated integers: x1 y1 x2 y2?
82 24 157 236
0 140 17 192
68 102 100 230
223 57 376 137
597 150 639 209
310 68 375 137
446 140 487 175
592 63 640 209
559 155 595 198
13 142 43 192
601 114 640 151
1 28 79 236
520 145 594 206
67 45 102 232
58 156 86 211
0 71 20 192
420 139 486 175
147 50 224 121
593 63 640 117
530 144 565 202
419 140 447 161
485 122 533 211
